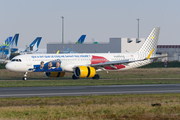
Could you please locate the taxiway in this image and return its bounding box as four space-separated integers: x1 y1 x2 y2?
0 84 180 98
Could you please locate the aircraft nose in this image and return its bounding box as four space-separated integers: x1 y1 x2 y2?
5 62 14 71
5 63 11 70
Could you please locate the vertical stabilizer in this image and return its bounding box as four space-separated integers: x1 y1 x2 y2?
10 34 19 47
2 37 12 47
23 37 42 53
138 28 160 54
76 35 86 44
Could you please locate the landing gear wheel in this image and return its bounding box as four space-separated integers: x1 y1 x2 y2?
92 74 100 79
23 77 27 80
72 75 79 79
23 72 28 81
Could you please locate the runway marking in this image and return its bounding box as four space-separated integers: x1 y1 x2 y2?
1 90 180 97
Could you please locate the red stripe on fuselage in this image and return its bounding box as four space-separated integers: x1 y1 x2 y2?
91 55 125 70
91 55 109 64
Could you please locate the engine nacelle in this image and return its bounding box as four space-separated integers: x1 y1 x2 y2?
74 66 96 78
45 72 65 77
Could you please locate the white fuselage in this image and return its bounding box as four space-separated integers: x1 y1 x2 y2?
5 52 153 73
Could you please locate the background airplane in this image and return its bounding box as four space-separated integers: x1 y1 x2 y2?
57 35 86 54
21 37 42 54
75 35 86 44
6 28 164 80
0 36 13 53
0 34 19 55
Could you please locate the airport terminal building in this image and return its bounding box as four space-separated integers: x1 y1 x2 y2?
47 38 180 61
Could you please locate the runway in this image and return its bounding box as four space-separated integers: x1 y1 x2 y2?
1 84 180 98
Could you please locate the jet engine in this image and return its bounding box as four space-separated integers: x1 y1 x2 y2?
74 66 96 78
45 72 65 77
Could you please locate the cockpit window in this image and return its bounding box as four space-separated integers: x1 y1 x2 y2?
11 59 15 61
11 59 22 62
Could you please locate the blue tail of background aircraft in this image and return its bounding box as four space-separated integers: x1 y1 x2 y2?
10 34 19 48
0 34 19 55
1 37 13 47
23 37 42 53
0 37 13 53
75 35 86 44
9 34 19 53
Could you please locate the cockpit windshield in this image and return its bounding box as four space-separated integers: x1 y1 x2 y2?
11 59 22 62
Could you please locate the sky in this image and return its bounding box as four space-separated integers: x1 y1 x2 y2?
0 0 180 49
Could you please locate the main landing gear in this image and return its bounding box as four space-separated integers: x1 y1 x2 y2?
92 74 100 79
72 74 79 79
23 72 28 80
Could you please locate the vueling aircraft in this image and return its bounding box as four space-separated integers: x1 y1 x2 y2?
6 28 162 80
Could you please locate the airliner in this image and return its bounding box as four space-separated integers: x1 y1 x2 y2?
6 28 162 80
21 37 42 54
75 35 86 44
57 35 86 54
0 34 19 55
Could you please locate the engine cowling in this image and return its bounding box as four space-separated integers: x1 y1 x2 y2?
74 66 96 78
45 72 65 77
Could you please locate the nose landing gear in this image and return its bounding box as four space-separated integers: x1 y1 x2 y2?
23 72 28 80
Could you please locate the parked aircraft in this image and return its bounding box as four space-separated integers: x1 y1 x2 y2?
75 35 86 44
0 34 19 55
6 28 163 80
0 37 12 54
21 37 42 54
56 35 86 54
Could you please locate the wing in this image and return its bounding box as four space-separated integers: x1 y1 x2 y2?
91 49 167 69
72 49 167 70
90 49 154 69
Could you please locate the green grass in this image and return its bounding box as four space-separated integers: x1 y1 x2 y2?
0 94 180 119
0 68 180 119
0 68 180 87
0 79 180 87
1 68 180 80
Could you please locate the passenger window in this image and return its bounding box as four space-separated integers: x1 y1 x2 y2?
19 59 21 62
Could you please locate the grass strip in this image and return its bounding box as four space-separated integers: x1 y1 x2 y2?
0 68 180 87
0 79 180 87
1 68 180 80
0 94 180 119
